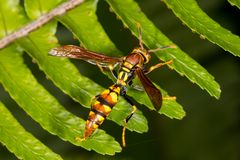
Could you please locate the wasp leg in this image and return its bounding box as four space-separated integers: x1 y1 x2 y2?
97 63 118 82
89 94 100 105
75 136 86 142
96 62 104 72
121 94 137 147
128 80 144 91
111 69 118 80
107 64 117 80
96 63 115 74
145 60 173 74
163 96 177 100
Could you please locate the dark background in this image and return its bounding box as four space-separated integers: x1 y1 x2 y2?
0 0 240 159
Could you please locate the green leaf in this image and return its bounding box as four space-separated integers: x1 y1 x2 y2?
106 0 221 99
0 45 121 155
24 0 62 19
0 101 63 160
0 0 28 36
57 0 185 120
228 0 240 9
0 0 121 155
163 0 240 57
159 89 186 119
127 85 185 120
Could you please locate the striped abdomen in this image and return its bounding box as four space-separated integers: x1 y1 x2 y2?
83 84 121 138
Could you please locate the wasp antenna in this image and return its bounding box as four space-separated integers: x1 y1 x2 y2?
148 44 177 53
136 23 144 50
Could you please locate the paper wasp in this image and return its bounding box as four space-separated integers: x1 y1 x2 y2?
49 28 175 147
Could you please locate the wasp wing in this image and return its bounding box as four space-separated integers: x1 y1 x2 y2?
135 68 162 111
49 45 122 67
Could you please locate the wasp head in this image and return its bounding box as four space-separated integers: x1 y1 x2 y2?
132 47 151 64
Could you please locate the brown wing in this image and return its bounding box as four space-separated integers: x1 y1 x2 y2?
49 45 122 67
135 68 162 111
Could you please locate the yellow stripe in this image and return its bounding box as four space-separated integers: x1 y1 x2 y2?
101 89 110 95
122 66 130 72
110 92 118 103
118 72 124 80
97 115 105 122
89 111 95 116
93 100 100 107
123 61 133 69
118 71 128 82
93 123 98 129
123 73 128 82
117 79 126 86
103 104 111 112
109 85 121 94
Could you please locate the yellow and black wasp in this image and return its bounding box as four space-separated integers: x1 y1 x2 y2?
49 28 175 147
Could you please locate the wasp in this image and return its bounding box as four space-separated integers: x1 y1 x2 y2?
49 28 175 147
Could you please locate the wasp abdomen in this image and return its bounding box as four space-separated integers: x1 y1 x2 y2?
83 84 120 138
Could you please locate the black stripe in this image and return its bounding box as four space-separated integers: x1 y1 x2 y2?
120 72 126 80
120 63 132 73
108 87 119 96
119 68 125 74
97 96 114 108
119 60 133 73
91 108 107 118
95 121 101 126
87 118 101 126
120 67 130 74
141 53 147 62
124 59 139 71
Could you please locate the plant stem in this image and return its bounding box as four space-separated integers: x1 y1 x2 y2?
0 0 85 49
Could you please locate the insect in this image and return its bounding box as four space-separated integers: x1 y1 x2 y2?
49 28 175 147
